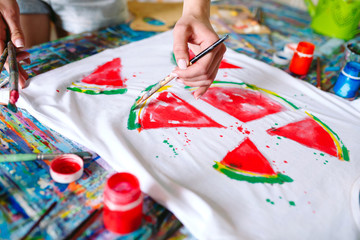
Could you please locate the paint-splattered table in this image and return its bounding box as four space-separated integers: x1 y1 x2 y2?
0 0 359 239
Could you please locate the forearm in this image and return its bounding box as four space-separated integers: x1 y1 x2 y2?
182 0 210 19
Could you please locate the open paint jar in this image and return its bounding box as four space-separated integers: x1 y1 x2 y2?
289 41 315 75
333 61 360 99
50 154 84 184
103 172 143 234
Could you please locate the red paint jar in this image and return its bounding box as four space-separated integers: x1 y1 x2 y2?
50 154 84 184
103 172 143 234
289 41 315 75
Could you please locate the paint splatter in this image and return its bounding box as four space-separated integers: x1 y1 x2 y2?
163 139 179 156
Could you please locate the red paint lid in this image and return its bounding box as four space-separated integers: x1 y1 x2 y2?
50 154 84 184
104 172 141 205
296 41 315 54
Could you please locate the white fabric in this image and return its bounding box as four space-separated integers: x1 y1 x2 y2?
14 31 360 239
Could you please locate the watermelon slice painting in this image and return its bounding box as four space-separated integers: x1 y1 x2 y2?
67 58 128 95
267 115 349 161
128 91 224 130
201 85 285 123
214 137 293 184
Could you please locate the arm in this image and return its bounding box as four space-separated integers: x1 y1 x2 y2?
172 0 226 99
0 0 29 88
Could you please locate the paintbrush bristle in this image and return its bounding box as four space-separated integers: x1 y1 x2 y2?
7 103 17 113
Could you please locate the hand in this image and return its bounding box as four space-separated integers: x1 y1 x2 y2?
0 0 29 88
172 4 226 99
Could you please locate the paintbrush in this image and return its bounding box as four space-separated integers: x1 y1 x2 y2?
316 57 321 89
20 201 57 240
0 47 8 74
133 34 229 109
0 151 93 163
7 41 19 112
254 7 274 49
63 207 103 240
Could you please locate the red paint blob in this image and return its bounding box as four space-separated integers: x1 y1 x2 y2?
202 87 284 123
9 90 19 105
267 118 337 157
51 158 81 174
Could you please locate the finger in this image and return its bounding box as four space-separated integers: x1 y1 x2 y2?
172 25 191 69
2 4 25 48
18 64 29 88
175 48 224 82
194 85 210 100
16 51 30 62
0 18 7 52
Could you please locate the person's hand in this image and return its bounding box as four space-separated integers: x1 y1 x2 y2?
172 2 226 99
0 0 29 88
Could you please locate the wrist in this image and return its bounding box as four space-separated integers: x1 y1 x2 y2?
182 0 211 19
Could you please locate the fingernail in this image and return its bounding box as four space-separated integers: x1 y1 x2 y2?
177 59 187 69
14 39 24 48
194 93 202 100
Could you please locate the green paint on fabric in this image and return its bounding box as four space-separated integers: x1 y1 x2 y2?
213 162 293 184
266 199 275 205
289 201 296 206
309 113 349 161
67 87 127 95
320 153 325 156
163 140 179 156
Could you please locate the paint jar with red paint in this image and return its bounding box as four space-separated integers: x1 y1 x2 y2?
103 172 143 234
289 41 315 75
50 154 84 184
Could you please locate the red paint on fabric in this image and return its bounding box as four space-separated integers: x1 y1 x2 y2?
219 59 242 69
139 91 224 129
221 137 276 175
202 87 284 122
188 49 241 69
266 118 337 157
81 58 127 86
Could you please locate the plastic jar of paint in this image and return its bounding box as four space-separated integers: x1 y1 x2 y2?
103 172 143 234
289 41 315 75
50 154 84 184
333 61 360 99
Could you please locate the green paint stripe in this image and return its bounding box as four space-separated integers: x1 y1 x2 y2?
213 162 293 184
67 87 127 95
308 113 349 161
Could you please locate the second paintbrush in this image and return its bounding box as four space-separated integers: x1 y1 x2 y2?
7 41 19 113
133 34 229 109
